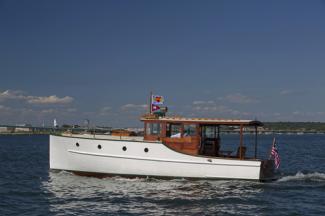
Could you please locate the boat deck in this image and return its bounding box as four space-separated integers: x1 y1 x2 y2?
60 133 152 142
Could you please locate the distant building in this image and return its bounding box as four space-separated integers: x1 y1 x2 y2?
54 119 58 128
15 127 32 132
15 123 32 127
126 128 144 133
0 127 14 133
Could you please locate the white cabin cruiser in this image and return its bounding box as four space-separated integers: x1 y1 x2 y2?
50 112 276 181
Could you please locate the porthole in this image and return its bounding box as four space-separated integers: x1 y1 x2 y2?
144 148 149 153
122 146 127 151
98 145 102 149
76 142 79 147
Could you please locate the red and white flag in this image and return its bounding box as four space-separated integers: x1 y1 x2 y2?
270 137 281 169
151 105 161 113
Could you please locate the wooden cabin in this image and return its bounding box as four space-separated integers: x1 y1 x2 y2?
141 116 263 159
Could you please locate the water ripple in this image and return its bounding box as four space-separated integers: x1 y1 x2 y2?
277 171 325 182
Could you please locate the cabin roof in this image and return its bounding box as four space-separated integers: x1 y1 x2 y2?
141 116 263 126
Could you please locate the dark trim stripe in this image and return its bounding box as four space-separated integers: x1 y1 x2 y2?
67 149 261 168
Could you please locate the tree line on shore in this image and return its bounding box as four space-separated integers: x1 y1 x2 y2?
263 122 325 132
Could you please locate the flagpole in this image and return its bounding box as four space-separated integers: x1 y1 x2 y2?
149 91 152 114
269 137 276 159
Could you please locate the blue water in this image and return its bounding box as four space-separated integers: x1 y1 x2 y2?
0 134 325 215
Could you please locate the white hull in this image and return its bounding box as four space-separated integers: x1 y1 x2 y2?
50 135 273 180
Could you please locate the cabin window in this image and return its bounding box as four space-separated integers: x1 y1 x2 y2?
184 124 196 136
168 124 182 138
203 125 217 138
146 123 161 135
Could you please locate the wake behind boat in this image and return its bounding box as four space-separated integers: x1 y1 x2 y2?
50 95 276 181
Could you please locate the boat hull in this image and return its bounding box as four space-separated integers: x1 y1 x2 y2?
49 135 273 181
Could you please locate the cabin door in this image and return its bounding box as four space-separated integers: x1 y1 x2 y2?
200 125 220 156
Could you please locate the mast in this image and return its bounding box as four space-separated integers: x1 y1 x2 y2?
149 91 152 114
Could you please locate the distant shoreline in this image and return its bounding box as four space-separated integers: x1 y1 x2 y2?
1 122 325 136
1 131 325 136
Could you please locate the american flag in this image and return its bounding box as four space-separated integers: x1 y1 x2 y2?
270 137 281 169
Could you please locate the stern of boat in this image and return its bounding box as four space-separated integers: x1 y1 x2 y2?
259 159 276 181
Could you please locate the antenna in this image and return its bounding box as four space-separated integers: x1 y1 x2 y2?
149 91 153 114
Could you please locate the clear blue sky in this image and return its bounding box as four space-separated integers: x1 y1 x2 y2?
1 0 325 127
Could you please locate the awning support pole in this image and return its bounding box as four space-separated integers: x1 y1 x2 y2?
240 125 243 159
254 126 257 159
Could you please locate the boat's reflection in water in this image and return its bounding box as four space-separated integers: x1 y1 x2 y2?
43 170 266 215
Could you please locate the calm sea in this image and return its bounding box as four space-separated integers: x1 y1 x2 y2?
0 134 324 216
